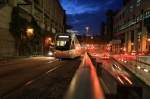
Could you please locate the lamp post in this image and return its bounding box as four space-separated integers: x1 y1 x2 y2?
85 27 89 34
85 26 89 49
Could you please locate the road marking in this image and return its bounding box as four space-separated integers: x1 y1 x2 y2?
25 80 34 86
99 78 110 94
48 59 58 63
46 66 60 74
25 65 61 86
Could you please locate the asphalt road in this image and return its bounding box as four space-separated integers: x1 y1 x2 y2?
0 57 81 99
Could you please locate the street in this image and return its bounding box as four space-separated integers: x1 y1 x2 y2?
0 57 80 99
1 0 150 99
97 56 150 99
0 54 150 99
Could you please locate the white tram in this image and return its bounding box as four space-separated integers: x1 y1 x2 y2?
54 33 82 59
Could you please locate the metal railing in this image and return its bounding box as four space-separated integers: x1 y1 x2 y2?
64 53 105 99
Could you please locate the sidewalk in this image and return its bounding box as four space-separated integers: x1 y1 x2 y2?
112 55 150 86
0 55 47 63
0 56 31 64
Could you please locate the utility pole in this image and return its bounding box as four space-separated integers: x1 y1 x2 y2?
85 26 89 50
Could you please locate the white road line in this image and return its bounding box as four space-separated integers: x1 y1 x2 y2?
25 65 61 86
46 66 61 74
99 78 110 94
48 59 58 63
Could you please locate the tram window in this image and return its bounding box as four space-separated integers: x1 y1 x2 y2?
56 40 71 51
56 41 66 46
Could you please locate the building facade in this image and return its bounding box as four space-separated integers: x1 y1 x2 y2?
0 0 16 56
113 0 150 54
101 10 116 41
0 0 65 56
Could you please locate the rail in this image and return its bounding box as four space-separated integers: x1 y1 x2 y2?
64 53 105 99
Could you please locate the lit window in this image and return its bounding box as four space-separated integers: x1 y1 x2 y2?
57 41 67 46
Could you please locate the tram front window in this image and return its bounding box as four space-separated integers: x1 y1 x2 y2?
55 40 71 51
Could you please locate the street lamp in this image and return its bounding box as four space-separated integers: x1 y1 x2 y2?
91 36 93 39
26 27 34 39
85 26 89 37
85 26 89 48
85 27 89 33
45 37 52 45
147 38 150 42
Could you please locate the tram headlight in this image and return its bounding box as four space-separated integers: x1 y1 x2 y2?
48 51 53 56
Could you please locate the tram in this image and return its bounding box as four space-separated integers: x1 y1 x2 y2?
54 33 82 59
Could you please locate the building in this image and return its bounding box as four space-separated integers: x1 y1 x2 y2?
0 0 65 56
113 0 150 54
110 40 122 54
0 0 16 57
105 10 116 41
77 35 107 53
100 10 116 42
123 0 132 6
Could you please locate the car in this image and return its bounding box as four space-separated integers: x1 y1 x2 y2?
131 51 136 55
101 53 110 59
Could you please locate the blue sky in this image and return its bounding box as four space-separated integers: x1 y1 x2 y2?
60 0 123 35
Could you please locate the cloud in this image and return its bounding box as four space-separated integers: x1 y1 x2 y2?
60 0 123 35
60 0 102 14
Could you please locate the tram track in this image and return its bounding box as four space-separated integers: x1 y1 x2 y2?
1 61 62 98
0 59 57 78
1 59 80 99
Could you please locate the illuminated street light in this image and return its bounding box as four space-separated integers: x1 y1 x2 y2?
144 69 149 73
26 28 34 38
123 47 126 52
147 38 150 42
137 66 141 69
131 43 134 46
85 26 89 49
85 26 89 37
45 37 52 46
48 37 52 41
85 26 89 32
